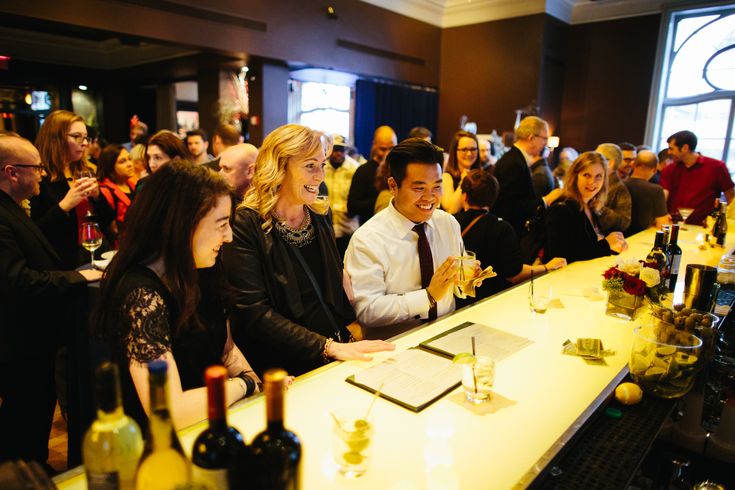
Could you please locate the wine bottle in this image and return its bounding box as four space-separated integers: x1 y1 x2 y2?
83 362 143 490
706 198 720 246
191 366 246 490
647 230 667 273
717 201 728 246
135 361 190 490
251 369 301 490
667 224 682 292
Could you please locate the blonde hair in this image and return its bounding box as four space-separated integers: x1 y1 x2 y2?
241 124 332 232
515 116 547 140
563 151 609 212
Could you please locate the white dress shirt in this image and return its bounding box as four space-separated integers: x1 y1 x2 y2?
344 201 464 335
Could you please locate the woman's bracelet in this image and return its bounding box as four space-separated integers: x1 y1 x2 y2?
322 337 334 363
236 372 256 398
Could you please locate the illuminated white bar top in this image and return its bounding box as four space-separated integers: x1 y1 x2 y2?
56 224 733 489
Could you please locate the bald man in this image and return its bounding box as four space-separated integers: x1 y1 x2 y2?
0 133 101 467
347 126 397 225
624 150 670 236
218 143 258 197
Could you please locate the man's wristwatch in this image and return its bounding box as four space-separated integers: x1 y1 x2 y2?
426 289 437 309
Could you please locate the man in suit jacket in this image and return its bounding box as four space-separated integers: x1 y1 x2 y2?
493 116 563 237
0 133 101 468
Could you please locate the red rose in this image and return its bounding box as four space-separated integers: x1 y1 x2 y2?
623 275 646 296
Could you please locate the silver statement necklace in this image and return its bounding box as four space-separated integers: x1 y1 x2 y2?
272 206 315 247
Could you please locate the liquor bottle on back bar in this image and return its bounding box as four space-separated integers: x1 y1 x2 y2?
83 362 143 490
251 369 301 490
135 361 190 490
717 200 728 246
667 224 682 292
647 230 668 273
706 198 721 246
191 366 246 489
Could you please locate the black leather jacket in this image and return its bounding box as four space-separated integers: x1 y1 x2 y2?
222 207 354 376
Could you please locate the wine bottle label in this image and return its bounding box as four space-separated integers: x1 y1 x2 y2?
192 465 229 490
670 255 681 275
87 471 120 490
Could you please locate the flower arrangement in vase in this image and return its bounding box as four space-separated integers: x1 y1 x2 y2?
602 258 669 320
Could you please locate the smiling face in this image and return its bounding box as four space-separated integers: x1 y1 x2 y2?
191 195 233 268
66 121 89 163
390 162 443 223
456 136 478 170
113 149 135 182
279 145 326 206
146 144 172 173
576 162 606 204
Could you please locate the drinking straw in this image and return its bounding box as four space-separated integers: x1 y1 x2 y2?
364 383 384 421
471 337 478 394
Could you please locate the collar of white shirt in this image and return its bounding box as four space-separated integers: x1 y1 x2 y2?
385 200 437 240
514 143 534 167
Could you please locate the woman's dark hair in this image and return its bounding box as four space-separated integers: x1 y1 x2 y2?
93 161 234 339
97 144 125 182
445 130 481 180
144 130 190 172
460 169 499 208
386 137 444 187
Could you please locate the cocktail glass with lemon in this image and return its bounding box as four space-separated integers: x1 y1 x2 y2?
454 251 477 299
333 417 373 477
454 353 495 403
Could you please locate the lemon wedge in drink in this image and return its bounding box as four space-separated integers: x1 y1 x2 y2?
452 352 475 364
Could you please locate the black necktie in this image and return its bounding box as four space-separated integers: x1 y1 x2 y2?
413 223 437 320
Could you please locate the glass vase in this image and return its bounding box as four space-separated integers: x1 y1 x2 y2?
606 290 643 321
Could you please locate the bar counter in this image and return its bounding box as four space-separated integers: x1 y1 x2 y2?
55 224 734 489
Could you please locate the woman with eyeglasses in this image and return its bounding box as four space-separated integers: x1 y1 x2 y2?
31 110 102 269
95 144 137 247
441 130 482 214
222 124 394 377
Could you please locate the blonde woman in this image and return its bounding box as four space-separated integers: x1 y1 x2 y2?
544 151 628 264
222 124 394 376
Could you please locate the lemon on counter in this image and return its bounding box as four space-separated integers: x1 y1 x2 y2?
452 352 475 364
615 382 643 405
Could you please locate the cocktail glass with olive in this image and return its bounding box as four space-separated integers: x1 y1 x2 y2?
332 417 373 477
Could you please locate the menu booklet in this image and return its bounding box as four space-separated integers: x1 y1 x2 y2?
346 322 533 412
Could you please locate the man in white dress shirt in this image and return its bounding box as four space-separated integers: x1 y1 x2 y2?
345 138 463 339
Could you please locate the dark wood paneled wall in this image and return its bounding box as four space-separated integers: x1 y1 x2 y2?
438 14 546 149
558 14 661 152
437 13 660 154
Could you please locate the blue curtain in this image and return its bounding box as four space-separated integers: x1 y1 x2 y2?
354 79 438 158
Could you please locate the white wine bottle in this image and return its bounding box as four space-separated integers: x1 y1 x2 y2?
135 360 190 490
83 362 144 490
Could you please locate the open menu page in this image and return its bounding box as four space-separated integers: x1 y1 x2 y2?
420 321 533 361
346 348 461 412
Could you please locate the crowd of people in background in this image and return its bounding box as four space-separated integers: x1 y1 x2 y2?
1 108 733 472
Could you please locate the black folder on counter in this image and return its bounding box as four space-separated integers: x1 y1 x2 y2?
346 322 533 412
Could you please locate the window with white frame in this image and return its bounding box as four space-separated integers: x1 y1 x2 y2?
648 5 735 170
288 80 353 141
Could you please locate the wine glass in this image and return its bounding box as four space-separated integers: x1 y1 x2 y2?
80 222 103 269
678 207 694 230
75 169 97 217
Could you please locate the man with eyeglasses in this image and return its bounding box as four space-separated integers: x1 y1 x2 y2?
0 133 102 469
493 116 563 239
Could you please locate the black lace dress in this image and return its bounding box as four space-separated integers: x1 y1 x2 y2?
109 265 227 431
